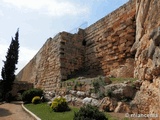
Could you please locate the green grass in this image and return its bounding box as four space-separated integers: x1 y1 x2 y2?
105 113 131 120
109 78 137 84
64 77 137 85
61 78 76 88
25 103 79 120
105 113 119 120
24 103 126 120
65 78 77 82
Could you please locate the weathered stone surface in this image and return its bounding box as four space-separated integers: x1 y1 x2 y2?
69 90 77 96
100 97 117 112
43 91 56 102
129 101 138 114
76 91 86 98
48 91 55 98
150 27 160 46
82 97 92 105
148 41 155 59
90 99 99 106
132 0 160 118
114 102 130 113
60 30 85 79
105 83 136 100
82 97 99 107
11 81 33 97
64 95 72 102
91 93 99 99
132 80 142 90
43 94 52 102
110 58 134 78
83 0 136 77
73 97 83 107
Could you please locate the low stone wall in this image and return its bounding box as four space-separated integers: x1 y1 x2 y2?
11 81 33 96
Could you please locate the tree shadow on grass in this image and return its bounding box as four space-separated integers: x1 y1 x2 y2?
0 108 12 117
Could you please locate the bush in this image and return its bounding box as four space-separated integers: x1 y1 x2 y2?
106 90 113 98
50 97 70 112
92 80 100 93
92 76 106 94
22 88 43 103
74 104 108 120
32 96 41 104
5 92 14 102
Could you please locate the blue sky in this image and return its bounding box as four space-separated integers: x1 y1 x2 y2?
0 0 129 76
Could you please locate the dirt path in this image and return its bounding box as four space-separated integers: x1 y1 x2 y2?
0 101 35 120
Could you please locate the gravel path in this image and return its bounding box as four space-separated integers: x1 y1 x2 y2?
0 101 35 120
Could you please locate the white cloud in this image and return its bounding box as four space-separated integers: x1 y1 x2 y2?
2 0 89 16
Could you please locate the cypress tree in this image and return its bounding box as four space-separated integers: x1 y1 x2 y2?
1 29 19 100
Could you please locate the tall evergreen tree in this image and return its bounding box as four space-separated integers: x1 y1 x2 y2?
1 29 19 100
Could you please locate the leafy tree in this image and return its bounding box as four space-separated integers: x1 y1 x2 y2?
1 29 19 100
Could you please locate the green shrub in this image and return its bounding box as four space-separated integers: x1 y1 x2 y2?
50 97 70 112
14 93 22 101
32 96 41 104
92 76 106 94
93 80 100 93
74 104 108 120
5 92 14 102
22 88 43 103
106 90 113 98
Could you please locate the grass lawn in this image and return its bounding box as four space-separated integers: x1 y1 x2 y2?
24 103 129 120
25 103 79 120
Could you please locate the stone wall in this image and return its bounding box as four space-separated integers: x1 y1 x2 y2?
17 0 136 89
17 31 85 91
59 30 85 80
131 0 160 119
11 81 33 96
17 34 62 91
16 0 160 118
84 0 136 77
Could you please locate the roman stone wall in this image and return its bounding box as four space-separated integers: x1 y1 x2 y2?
17 0 136 90
16 0 160 117
84 0 136 77
17 31 86 91
11 81 33 96
131 0 160 118
59 30 85 80
17 34 62 91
